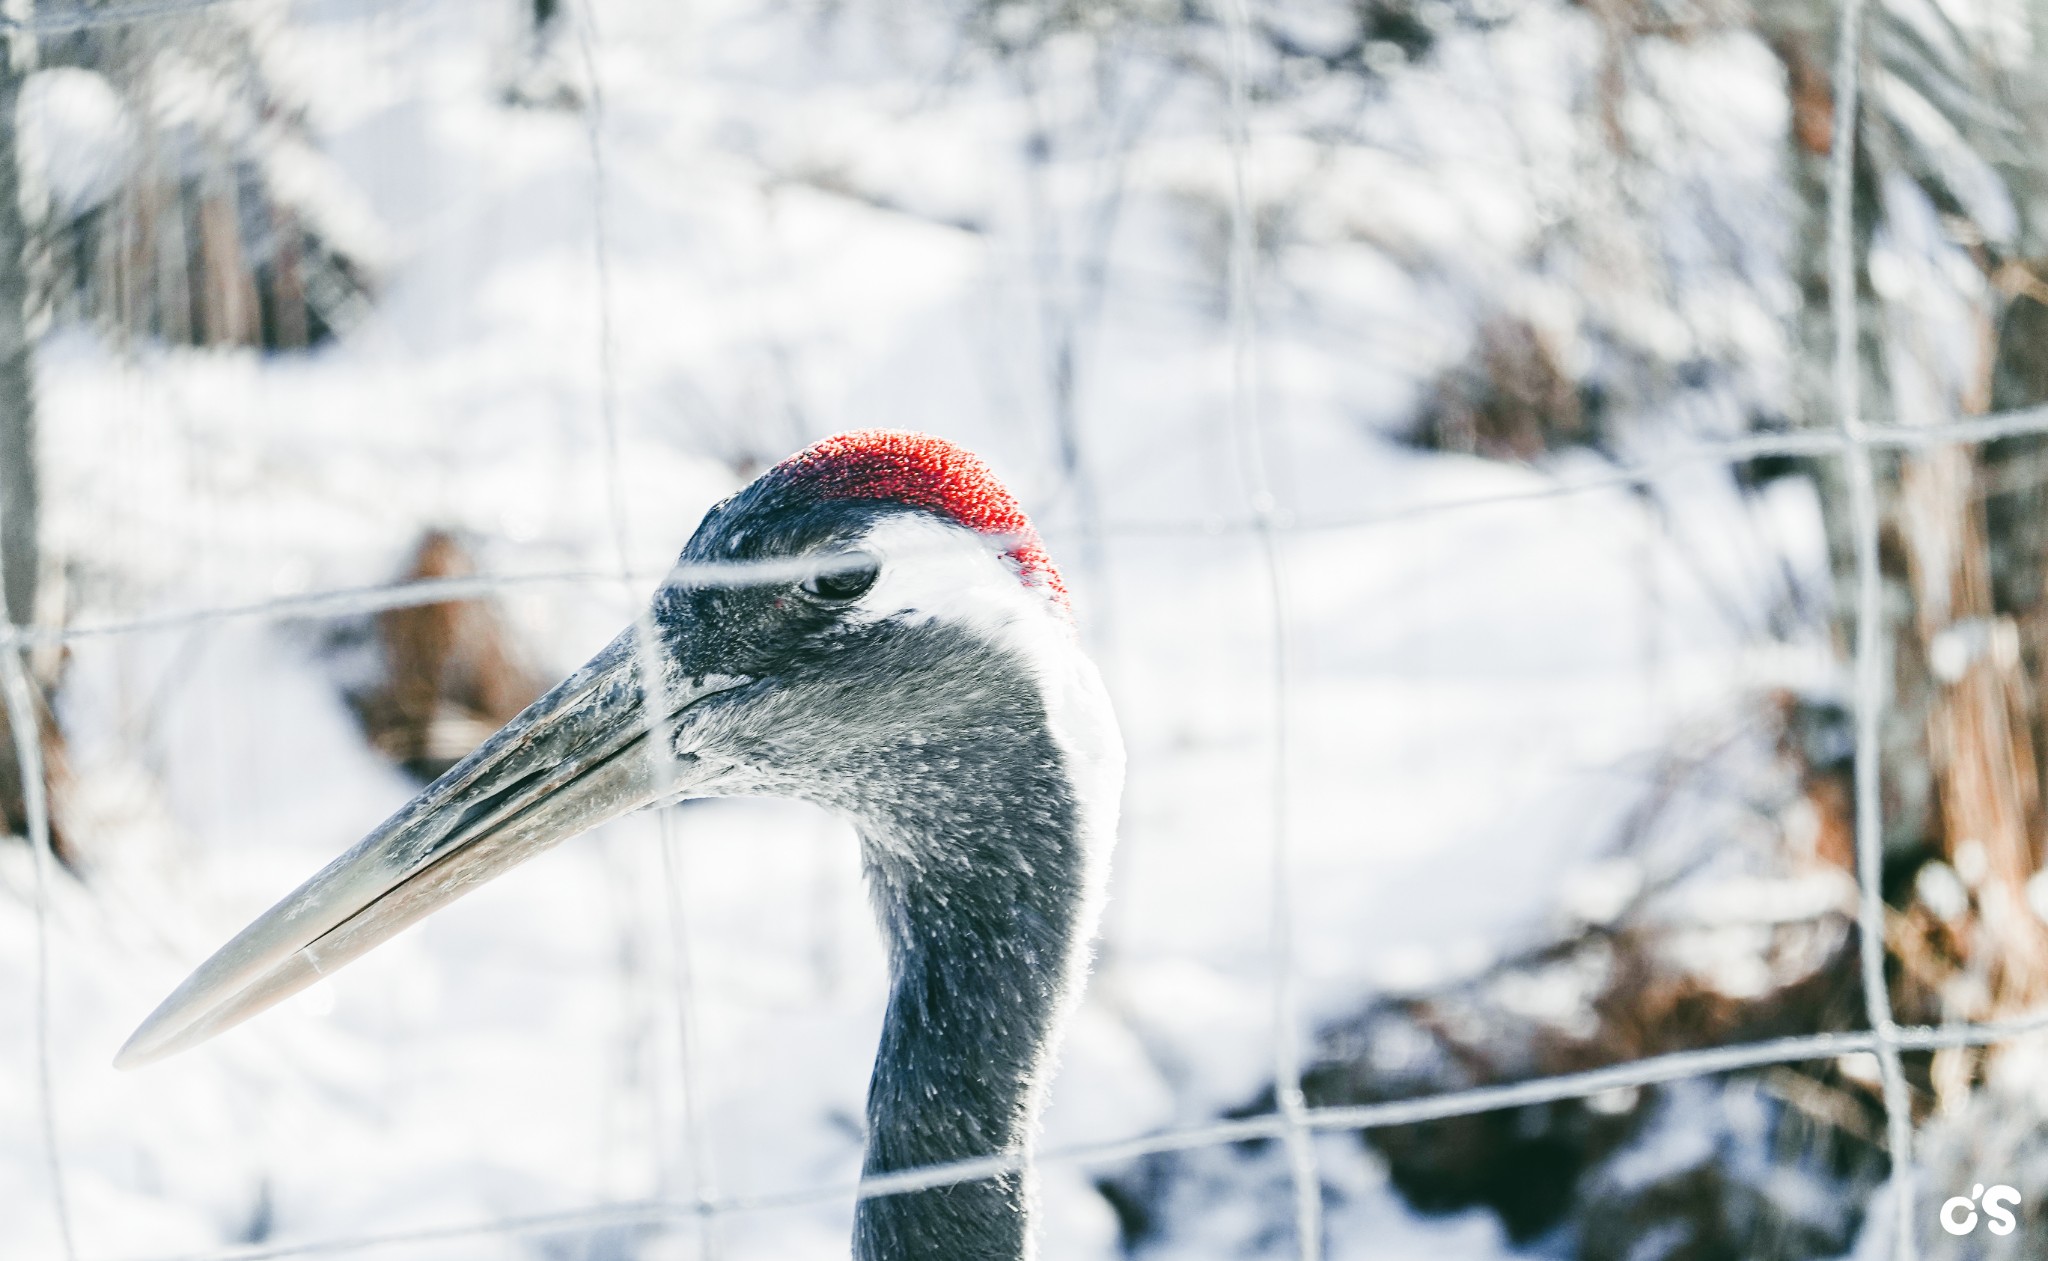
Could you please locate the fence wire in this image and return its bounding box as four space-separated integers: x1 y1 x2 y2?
1825 1 1918 1259
4 404 2045 655
1217 0 1323 1257
88 1015 2048 1261
570 0 722 1248
0 0 2032 1256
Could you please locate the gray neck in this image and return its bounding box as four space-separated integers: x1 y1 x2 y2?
850 720 1088 1261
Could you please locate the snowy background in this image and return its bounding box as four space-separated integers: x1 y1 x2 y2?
0 0 1989 1256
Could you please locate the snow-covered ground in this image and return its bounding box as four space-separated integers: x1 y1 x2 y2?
0 0 1836 1256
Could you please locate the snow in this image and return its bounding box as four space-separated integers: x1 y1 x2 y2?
0 0 1838 1257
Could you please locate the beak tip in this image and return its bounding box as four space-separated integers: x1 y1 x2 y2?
111 1037 153 1072
114 1006 191 1071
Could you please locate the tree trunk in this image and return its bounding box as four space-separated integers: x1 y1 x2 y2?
0 26 59 860
0 33 35 632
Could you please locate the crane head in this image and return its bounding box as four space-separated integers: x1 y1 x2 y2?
116 430 1089 1068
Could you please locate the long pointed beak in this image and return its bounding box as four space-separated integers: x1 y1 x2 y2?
117 629 736 1069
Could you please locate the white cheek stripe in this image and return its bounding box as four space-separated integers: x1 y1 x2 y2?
846 514 1060 637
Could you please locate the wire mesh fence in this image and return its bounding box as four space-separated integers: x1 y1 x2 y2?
8 0 2048 1257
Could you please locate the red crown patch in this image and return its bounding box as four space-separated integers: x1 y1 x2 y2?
770 430 1067 606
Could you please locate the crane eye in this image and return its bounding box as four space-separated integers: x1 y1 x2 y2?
801 555 879 603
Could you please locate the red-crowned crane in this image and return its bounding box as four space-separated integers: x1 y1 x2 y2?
116 430 1126 1260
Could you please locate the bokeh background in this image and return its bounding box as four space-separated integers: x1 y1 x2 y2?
6 0 2048 1256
